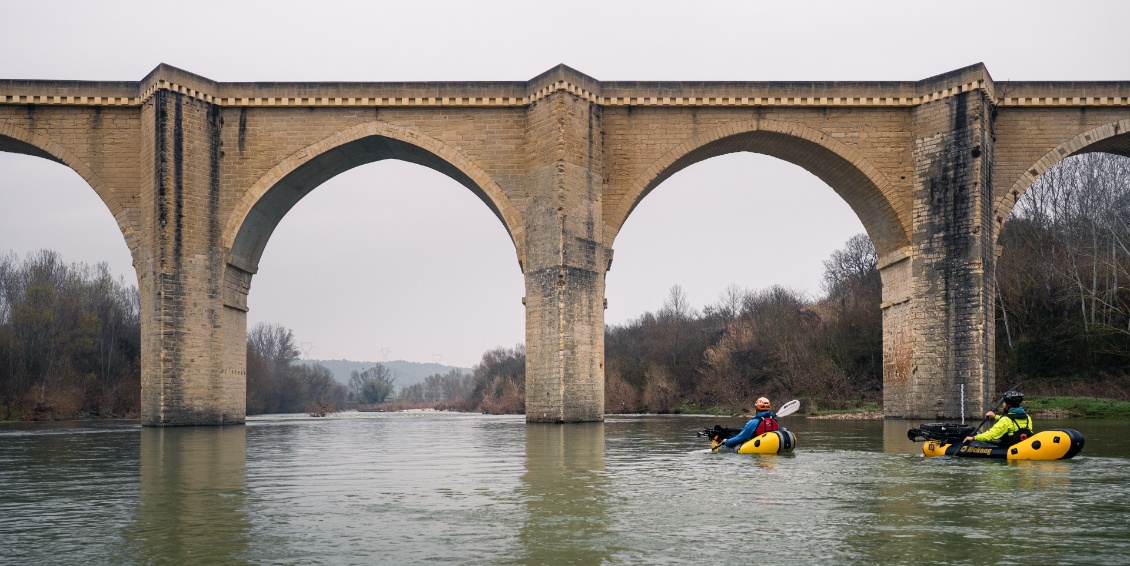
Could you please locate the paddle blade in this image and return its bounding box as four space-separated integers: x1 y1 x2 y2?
776 399 800 418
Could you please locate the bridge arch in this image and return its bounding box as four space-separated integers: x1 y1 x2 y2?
607 119 908 258
0 123 135 255
223 121 526 276
995 117 1130 236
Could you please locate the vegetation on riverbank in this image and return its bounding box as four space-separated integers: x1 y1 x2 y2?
246 323 347 415
601 232 883 415
0 251 140 421
806 401 884 418
995 154 1130 389
1024 396 1130 419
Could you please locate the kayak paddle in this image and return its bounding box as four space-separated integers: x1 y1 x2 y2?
775 399 800 418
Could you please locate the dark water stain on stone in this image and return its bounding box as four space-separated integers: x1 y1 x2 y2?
172 95 184 266
238 107 247 153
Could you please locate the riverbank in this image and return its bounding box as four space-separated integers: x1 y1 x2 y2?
808 411 884 420
7 396 1130 422
1025 396 1130 418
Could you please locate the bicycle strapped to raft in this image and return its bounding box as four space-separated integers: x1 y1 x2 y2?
906 423 978 444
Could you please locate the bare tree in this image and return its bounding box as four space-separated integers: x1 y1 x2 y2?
348 363 396 404
706 284 746 322
821 233 878 301
248 323 300 376
660 284 696 320
998 152 1130 379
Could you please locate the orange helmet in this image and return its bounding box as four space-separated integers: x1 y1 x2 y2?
756 397 771 411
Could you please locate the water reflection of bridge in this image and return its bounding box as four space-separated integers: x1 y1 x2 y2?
131 427 249 562
519 423 609 564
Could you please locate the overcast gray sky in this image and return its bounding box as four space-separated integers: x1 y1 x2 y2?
2 0 1127 367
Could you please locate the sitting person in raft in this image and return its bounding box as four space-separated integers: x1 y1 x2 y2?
962 391 1034 446
718 397 779 450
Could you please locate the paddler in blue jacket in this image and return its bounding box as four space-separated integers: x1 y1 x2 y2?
719 397 780 450
962 391 1034 446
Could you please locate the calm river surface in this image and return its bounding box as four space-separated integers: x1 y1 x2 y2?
2 413 1129 565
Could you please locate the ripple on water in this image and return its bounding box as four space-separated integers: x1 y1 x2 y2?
1 414 1129 564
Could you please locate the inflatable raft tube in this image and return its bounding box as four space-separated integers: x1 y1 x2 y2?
922 428 1084 460
706 429 797 454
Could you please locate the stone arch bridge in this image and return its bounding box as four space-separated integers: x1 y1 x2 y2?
2 64 1128 425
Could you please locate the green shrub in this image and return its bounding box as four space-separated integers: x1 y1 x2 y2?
1025 396 1130 419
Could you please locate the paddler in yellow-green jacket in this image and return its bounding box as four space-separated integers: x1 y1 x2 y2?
963 391 1034 446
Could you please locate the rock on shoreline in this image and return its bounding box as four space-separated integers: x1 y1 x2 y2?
806 411 885 420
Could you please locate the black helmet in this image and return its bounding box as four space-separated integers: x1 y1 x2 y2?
1003 391 1024 406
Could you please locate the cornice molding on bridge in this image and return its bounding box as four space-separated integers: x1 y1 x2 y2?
0 94 140 106
996 95 1130 107
2 64 1129 109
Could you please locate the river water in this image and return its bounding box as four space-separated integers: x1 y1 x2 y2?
2 413 1128 565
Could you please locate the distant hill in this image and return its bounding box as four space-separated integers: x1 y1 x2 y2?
299 359 471 388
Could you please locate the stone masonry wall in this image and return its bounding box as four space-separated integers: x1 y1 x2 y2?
895 90 996 419
880 253 913 412
139 91 238 425
0 105 142 258
600 106 916 256
523 92 607 422
993 107 1130 228
217 106 530 245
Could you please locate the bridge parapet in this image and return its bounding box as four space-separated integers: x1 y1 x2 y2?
8 63 1128 111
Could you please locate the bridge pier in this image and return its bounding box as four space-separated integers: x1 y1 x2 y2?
882 89 997 420
522 89 607 423
139 90 245 426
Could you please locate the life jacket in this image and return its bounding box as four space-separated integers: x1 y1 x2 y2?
754 412 779 435
997 411 1034 447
